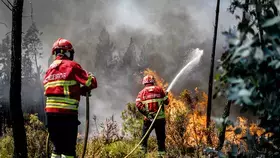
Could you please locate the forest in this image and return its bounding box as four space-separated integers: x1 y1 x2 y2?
1 0 280 158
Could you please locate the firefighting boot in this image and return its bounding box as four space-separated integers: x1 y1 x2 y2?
61 154 75 158
51 153 61 158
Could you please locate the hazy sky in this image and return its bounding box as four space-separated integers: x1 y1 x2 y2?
0 0 236 69
0 0 241 127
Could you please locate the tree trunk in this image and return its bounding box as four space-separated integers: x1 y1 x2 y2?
10 0 27 157
33 42 45 123
255 0 264 49
217 101 232 150
206 0 220 139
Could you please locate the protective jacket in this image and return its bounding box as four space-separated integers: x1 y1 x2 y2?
43 56 97 114
136 85 169 119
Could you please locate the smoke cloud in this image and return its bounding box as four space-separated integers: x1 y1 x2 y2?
0 0 243 131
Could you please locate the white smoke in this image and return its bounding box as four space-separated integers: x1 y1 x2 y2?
0 0 240 132
108 0 162 35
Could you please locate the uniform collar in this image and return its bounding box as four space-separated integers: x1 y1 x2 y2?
55 55 71 60
145 83 154 87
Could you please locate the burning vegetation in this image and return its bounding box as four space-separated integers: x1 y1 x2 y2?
143 68 271 156
0 68 276 158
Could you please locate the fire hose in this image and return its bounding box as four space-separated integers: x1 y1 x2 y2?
124 92 168 158
46 132 49 158
45 92 90 158
81 92 90 158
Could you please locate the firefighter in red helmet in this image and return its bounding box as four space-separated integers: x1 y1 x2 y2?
135 75 169 158
43 38 97 158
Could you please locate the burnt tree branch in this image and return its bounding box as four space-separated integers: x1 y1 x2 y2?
0 22 8 28
206 0 220 144
6 0 12 6
217 101 232 151
10 0 28 157
255 0 265 49
1 0 13 11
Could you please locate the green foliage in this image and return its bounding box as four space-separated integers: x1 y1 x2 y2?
216 0 279 122
0 95 213 157
121 102 144 139
25 114 48 158
99 140 144 158
0 113 158 158
0 114 48 158
0 130 13 158
215 0 280 156
76 138 104 157
76 138 158 158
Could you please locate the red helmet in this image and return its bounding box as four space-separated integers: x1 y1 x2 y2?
142 75 155 85
51 38 74 55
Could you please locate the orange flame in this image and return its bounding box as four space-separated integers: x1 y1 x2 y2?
143 68 270 151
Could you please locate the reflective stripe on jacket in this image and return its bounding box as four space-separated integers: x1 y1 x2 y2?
135 85 169 119
43 56 97 114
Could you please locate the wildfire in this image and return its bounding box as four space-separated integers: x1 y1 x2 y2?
144 68 217 147
143 68 270 151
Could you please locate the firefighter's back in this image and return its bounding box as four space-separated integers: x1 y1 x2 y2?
44 38 97 158
140 85 165 113
141 85 165 99
44 58 82 114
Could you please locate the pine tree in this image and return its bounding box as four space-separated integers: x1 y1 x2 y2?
22 22 43 81
0 35 11 86
0 35 11 136
122 37 135 69
22 22 45 121
95 28 115 75
0 35 12 131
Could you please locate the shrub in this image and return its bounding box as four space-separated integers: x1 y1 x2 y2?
121 102 143 139
0 130 13 158
0 114 48 158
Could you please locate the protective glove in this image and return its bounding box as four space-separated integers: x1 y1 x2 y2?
147 114 153 120
85 91 91 97
147 112 155 122
162 91 169 106
80 86 92 97
144 116 153 122
88 72 95 78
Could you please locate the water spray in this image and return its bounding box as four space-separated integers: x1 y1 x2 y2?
166 48 204 92
124 48 204 158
